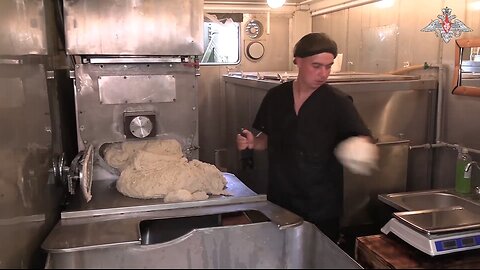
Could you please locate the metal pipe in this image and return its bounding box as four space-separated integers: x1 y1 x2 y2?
204 5 296 12
204 6 272 11
435 65 445 143
409 142 449 150
310 0 380 16
205 1 267 4
405 63 480 155
409 142 480 155
204 1 298 6
299 0 316 4
267 11 271 34
463 147 480 155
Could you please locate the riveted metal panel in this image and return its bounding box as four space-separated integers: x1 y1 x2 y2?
64 0 204 55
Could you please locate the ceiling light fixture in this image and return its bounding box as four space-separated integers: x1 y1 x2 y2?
374 0 394 8
267 0 286 9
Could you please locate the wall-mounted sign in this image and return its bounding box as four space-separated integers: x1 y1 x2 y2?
421 7 472 43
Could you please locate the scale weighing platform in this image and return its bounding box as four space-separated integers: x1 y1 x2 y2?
381 207 480 256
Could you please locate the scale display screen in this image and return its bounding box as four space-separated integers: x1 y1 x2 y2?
441 240 457 250
435 236 480 252
462 237 476 247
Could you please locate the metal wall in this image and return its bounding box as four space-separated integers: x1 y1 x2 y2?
0 1 49 55
63 0 204 55
312 0 480 191
0 0 68 267
312 0 442 74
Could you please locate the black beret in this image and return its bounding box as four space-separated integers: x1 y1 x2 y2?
293 33 338 58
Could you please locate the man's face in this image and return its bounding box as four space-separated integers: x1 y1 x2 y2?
295 52 335 89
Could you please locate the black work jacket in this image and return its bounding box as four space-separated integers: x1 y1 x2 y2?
253 81 371 221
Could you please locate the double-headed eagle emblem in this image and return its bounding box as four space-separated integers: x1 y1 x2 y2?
421 7 472 43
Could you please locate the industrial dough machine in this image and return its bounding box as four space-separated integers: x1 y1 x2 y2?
49 0 207 203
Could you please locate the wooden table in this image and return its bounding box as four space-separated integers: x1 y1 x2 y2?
355 234 480 269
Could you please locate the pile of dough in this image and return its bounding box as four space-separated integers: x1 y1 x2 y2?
112 139 228 202
104 139 183 171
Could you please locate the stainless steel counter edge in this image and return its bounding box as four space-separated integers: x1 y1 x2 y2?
42 201 303 253
61 194 268 219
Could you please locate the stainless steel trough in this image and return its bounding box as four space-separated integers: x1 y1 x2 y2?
42 174 361 269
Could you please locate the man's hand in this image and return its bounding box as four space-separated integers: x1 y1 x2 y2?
334 136 379 176
236 129 255 150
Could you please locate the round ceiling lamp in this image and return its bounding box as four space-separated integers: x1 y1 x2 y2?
267 0 286 9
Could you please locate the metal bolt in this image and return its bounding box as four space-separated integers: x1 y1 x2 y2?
80 125 85 131
192 107 196 110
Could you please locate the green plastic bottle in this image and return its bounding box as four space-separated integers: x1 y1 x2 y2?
455 147 472 194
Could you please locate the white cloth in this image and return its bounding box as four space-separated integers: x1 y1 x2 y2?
334 136 379 176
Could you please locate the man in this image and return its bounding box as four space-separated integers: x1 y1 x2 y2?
236 33 378 243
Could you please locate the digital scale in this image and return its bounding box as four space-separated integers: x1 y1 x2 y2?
381 207 480 256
